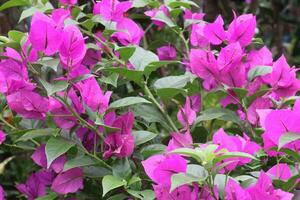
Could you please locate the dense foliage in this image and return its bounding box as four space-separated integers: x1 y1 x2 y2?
0 0 299 199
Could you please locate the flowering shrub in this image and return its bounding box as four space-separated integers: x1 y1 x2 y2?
0 0 299 199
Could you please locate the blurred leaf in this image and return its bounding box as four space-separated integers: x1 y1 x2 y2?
231 88 248 100
132 104 170 129
247 66 272 81
107 194 128 200
129 46 159 71
102 175 127 197
213 152 257 165
170 164 207 192
168 0 199 9
126 189 155 200
195 108 242 125
17 128 58 142
132 130 157 146
141 144 166 158
132 0 149 7
154 74 193 89
109 97 151 109
64 155 98 171
37 57 60 72
112 158 131 179
39 79 68 97
152 11 175 27
156 88 186 101
99 74 119 87
0 0 29 11
115 46 136 61
214 174 228 198
19 2 53 22
144 60 179 76
8 30 24 43
35 193 58 200
94 116 120 133
105 68 144 86
281 148 300 162
278 132 300 149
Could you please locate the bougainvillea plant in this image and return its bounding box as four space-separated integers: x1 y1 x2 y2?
0 0 299 199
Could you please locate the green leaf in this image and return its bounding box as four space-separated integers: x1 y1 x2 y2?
131 0 149 7
156 88 186 101
92 15 116 30
95 116 120 132
39 79 68 96
195 108 242 125
8 30 24 43
109 97 151 109
143 60 179 76
112 158 131 179
129 46 159 71
186 164 208 179
213 152 257 165
83 166 111 178
128 174 141 185
115 46 136 61
246 88 270 106
154 74 193 89
0 0 29 11
126 189 155 200
105 67 144 86
231 88 248 100
37 58 60 72
99 74 119 88
278 132 300 149
35 193 57 200
17 128 58 142
153 74 193 100
19 2 53 22
132 104 170 129
152 11 175 27
19 7 40 22
214 174 228 198
45 137 75 168
102 175 127 197
280 148 300 162
141 144 166 158
171 148 202 163
168 0 199 9
247 66 272 81
107 194 128 200
234 175 257 188
64 155 98 171
132 130 157 146
170 165 207 192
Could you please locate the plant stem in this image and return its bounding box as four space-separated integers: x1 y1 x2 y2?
82 147 112 170
54 95 104 140
54 96 112 170
79 27 126 66
0 115 16 130
179 31 190 58
143 83 179 132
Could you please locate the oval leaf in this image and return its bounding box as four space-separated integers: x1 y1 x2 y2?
247 66 272 81
102 175 126 197
45 137 75 168
132 130 157 146
278 132 300 149
109 97 151 109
